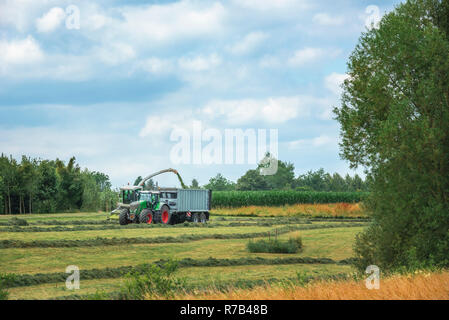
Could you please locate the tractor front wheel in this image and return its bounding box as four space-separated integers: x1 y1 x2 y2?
119 209 130 225
139 209 153 224
160 205 170 224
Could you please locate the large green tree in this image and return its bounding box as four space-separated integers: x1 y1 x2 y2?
204 173 235 191
334 0 449 271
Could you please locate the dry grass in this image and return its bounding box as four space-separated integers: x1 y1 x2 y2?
212 203 365 218
177 271 449 300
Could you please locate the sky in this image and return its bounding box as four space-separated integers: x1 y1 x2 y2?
0 0 403 188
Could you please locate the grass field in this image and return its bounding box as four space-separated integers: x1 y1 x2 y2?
211 203 366 218
0 208 370 299
177 271 449 300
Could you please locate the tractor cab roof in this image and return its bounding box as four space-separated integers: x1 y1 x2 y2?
120 186 143 191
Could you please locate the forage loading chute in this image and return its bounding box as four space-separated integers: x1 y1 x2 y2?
138 168 188 189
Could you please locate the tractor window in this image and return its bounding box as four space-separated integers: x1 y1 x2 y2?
140 193 151 201
169 193 177 199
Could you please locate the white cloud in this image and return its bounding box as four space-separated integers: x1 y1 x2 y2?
288 47 343 67
178 53 222 72
0 0 43 32
36 7 66 33
0 36 43 65
139 111 197 138
94 42 136 66
118 1 226 43
313 13 345 26
325 72 349 95
202 97 304 125
259 55 282 68
0 126 119 159
135 58 174 74
234 0 310 11
288 48 325 67
227 32 268 55
288 135 337 150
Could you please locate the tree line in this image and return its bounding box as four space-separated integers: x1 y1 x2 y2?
0 155 116 215
199 159 369 192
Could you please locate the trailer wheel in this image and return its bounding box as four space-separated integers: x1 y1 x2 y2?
119 209 130 225
139 209 153 224
199 212 207 224
161 205 170 224
192 212 199 223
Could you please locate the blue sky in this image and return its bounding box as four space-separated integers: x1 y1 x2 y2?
0 0 402 188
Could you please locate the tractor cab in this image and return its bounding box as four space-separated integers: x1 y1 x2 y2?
120 186 143 205
137 191 160 212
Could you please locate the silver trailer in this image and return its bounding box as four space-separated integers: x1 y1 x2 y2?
158 188 212 224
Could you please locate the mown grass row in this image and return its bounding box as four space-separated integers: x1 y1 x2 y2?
212 191 368 207
0 223 367 248
0 220 313 233
53 272 356 300
0 256 356 289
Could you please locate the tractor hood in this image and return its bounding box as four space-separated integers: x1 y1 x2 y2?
130 201 141 211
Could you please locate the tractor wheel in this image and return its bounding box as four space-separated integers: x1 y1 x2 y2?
160 205 170 225
192 212 199 223
119 209 130 225
139 209 153 224
153 211 161 224
199 212 207 224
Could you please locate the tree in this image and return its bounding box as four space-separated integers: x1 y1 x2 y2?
0 176 4 214
260 160 295 190
296 169 328 191
144 179 155 191
204 174 235 191
134 176 143 186
20 156 38 213
56 157 83 211
330 173 346 192
190 179 199 189
334 0 449 271
35 160 58 213
236 170 269 191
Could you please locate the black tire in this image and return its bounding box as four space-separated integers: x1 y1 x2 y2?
192 212 199 223
139 209 153 224
153 211 161 224
119 209 129 225
199 212 207 224
160 205 171 225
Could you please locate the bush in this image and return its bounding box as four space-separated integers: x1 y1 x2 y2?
247 235 303 254
119 260 186 300
0 274 12 300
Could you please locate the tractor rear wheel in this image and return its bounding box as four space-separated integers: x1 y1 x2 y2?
160 205 170 224
192 212 199 223
139 209 153 224
119 209 130 225
199 212 207 224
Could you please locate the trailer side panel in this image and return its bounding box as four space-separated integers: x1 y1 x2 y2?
177 189 210 212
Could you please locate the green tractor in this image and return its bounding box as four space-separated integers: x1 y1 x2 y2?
110 169 211 226
115 186 161 225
